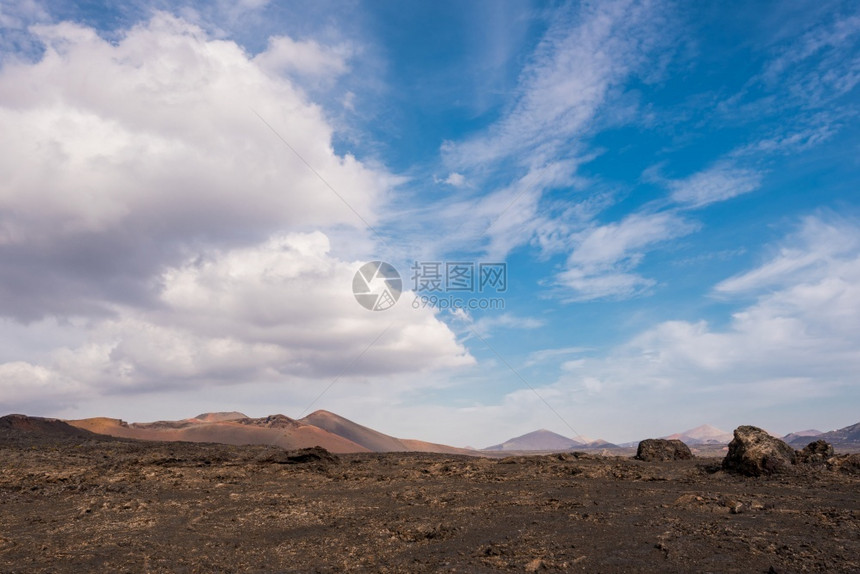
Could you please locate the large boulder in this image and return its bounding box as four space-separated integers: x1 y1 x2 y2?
722 425 796 476
635 438 693 462
827 453 860 475
795 439 835 465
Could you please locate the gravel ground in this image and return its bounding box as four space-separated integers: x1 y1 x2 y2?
1 433 858 573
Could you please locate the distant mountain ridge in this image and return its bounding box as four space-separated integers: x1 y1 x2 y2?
60 410 473 455
485 429 583 451
782 429 822 444
786 422 860 447
483 429 616 451
6 412 859 454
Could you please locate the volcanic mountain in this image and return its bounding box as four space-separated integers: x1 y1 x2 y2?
782 429 823 444
67 413 365 453
786 422 860 448
0 414 98 439
484 429 586 451
300 410 471 454
63 410 473 455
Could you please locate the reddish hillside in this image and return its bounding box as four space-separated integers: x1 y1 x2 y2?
300 410 409 452
40 410 477 455
66 414 369 453
0 414 98 439
300 410 475 455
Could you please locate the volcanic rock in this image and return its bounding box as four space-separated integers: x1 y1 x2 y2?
827 453 860 475
722 425 796 476
635 438 693 462
256 446 339 465
795 439 834 464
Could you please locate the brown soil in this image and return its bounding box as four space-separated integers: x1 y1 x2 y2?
0 432 857 573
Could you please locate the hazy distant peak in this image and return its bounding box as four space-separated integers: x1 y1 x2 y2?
663 424 733 444
484 429 585 451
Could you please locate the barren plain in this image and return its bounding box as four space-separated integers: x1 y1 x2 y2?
1 425 858 573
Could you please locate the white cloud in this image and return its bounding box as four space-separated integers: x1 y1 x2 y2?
466 313 545 338
556 211 697 300
669 164 762 208
524 346 589 367
716 216 860 294
405 216 860 445
0 231 474 405
0 13 477 410
404 0 675 265
253 35 352 79
537 215 860 437
443 172 465 187
0 0 47 29
444 0 670 170
0 361 85 404
0 13 396 319
763 13 860 104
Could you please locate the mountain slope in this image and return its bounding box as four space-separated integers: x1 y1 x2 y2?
299 410 473 454
0 414 99 439
61 410 475 455
67 414 369 453
782 429 822 444
787 422 860 447
484 429 584 451
299 410 408 452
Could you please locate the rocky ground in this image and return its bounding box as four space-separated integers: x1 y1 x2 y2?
0 432 858 573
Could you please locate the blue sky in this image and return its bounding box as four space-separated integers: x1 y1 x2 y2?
0 0 858 446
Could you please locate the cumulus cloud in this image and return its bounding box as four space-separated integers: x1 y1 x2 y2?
0 12 476 411
253 36 352 80
0 13 394 320
536 215 860 433
0 231 473 406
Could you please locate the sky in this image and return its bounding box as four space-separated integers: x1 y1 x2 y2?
0 0 859 447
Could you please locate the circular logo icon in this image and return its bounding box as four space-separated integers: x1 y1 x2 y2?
352 261 402 311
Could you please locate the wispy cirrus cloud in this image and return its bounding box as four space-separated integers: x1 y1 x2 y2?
462 313 545 339
715 215 860 295
555 211 698 300
443 0 672 171
668 163 763 208
761 12 860 106
397 0 680 272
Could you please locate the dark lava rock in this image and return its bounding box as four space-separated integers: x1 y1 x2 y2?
796 439 835 464
827 453 860 475
635 439 693 462
722 425 796 476
256 446 338 465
